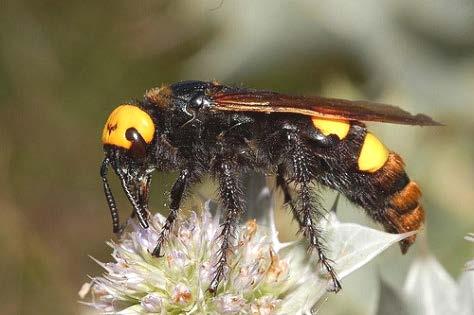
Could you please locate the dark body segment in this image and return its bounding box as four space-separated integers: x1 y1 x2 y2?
102 80 433 293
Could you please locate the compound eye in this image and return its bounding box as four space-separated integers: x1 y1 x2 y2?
126 128 147 158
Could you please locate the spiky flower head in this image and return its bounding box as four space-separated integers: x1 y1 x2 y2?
80 194 414 314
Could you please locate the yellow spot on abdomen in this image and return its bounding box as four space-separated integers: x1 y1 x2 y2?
101 105 155 149
358 132 389 172
311 117 350 140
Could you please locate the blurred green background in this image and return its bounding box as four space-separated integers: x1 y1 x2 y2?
0 0 473 314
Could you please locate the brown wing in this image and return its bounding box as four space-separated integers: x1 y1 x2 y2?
211 90 441 126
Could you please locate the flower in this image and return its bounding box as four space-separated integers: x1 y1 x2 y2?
80 194 414 314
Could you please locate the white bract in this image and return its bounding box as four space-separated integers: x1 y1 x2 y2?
375 233 474 315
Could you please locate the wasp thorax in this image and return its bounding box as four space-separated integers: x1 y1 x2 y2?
101 105 155 150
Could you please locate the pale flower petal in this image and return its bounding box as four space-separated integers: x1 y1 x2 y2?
403 255 458 315
213 294 246 314
141 292 163 313
171 283 193 305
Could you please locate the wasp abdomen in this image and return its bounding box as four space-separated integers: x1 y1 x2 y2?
312 118 390 173
313 122 425 253
380 153 425 253
357 132 389 172
368 152 425 253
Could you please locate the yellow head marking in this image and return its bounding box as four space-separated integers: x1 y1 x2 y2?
101 105 155 149
312 117 350 140
358 132 389 172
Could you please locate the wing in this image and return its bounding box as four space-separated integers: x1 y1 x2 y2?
210 89 441 126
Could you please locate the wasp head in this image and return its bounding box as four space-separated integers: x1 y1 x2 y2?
100 104 157 232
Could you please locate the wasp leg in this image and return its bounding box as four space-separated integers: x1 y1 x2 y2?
100 157 123 236
209 162 244 294
299 179 342 292
152 169 191 257
285 131 342 292
117 171 149 230
124 173 153 233
276 165 303 226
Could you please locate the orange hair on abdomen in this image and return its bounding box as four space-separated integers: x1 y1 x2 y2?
376 153 425 253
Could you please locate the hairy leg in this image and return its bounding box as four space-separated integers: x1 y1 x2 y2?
209 162 245 293
277 165 303 225
283 129 342 292
152 169 193 257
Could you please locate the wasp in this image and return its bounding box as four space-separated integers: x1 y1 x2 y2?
100 80 440 292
